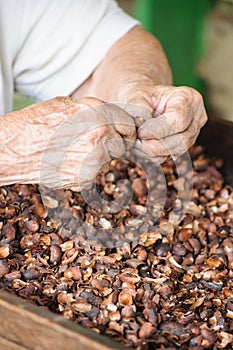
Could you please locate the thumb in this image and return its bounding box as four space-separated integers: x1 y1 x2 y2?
116 96 153 122
106 103 137 141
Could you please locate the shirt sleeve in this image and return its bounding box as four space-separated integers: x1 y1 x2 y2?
13 0 140 101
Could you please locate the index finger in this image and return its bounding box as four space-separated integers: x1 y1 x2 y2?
106 103 137 141
138 97 192 140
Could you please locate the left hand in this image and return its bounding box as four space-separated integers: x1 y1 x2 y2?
118 84 208 163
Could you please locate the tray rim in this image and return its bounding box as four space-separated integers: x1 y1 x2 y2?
0 290 131 350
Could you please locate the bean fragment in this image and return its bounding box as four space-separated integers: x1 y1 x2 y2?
0 145 232 349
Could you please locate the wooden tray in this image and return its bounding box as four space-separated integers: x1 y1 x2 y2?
0 291 128 350
0 120 232 350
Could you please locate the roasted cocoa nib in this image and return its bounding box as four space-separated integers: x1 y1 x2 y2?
0 144 233 349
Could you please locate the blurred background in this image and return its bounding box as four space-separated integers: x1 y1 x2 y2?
15 0 233 124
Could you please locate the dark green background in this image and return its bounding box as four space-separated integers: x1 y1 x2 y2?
135 0 214 93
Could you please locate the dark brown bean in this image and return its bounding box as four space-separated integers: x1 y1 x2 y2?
0 145 232 350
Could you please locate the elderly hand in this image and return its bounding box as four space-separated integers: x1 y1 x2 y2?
118 84 208 163
0 97 136 189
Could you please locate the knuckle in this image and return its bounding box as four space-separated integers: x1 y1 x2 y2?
202 113 208 124
89 124 109 141
177 86 203 104
187 87 204 106
177 116 186 132
183 136 190 150
199 111 208 128
175 87 191 101
193 91 204 107
170 113 186 133
99 124 109 134
177 135 190 154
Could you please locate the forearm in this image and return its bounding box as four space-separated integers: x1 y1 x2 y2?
72 26 172 102
71 26 207 163
0 96 136 189
0 98 71 186
0 112 40 185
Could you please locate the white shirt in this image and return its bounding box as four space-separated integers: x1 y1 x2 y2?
0 0 139 115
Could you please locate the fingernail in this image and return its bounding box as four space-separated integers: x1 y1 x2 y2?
134 116 144 127
138 127 149 138
135 139 142 148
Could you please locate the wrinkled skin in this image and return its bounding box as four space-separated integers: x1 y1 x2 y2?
0 97 136 189
1 26 208 190
118 84 208 164
73 26 208 165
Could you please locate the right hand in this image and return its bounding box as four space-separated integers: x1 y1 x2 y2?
0 97 136 189
117 84 207 163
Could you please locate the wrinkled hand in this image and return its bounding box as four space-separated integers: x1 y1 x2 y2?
1 97 136 189
118 84 208 163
